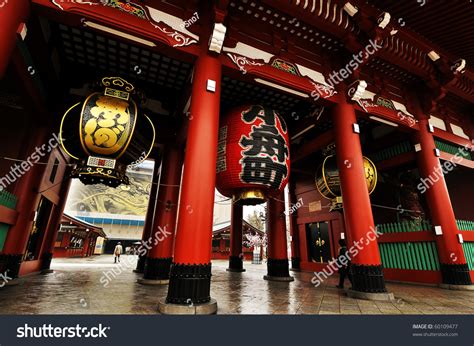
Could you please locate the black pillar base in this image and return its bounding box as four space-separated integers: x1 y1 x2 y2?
227 255 245 272
143 257 172 280
440 263 472 285
134 254 147 273
0 254 22 279
166 263 212 305
291 257 301 270
40 252 53 271
267 258 291 278
350 264 387 293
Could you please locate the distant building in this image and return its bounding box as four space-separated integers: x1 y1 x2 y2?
53 214 106 258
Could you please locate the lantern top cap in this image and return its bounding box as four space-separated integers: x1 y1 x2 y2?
101 77 135 93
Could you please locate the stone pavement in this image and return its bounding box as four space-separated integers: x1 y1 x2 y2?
0 255 473 314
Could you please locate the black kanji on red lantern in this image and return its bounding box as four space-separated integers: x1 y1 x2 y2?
239 106 289 189
242 105 287 132
240 156 288 189
240 124 288 162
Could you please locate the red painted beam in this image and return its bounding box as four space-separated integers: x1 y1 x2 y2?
291 130 334 164
377 231 436 244
461 232 474 242
0 205 19 226
375 152 416 172
434 128 472 149
383 268 442 284
439 151 474 169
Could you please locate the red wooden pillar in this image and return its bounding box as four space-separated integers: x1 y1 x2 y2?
81 234 90 257
160 52 221 312
40 176 72 272
0 0 29 78
140 145 183 283
1 127 50 278
288 181 301 271
227 203 245 272
264 192 293 281
414 117 471 286
134 160 160 273
332 100 388 294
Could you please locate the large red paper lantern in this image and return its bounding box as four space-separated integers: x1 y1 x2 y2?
216 105 290 205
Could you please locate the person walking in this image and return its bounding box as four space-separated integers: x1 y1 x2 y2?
336 239 352 289
114 242 123 263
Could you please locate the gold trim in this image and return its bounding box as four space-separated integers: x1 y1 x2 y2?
104 87 130 101
79 93 97 156
235 189 266 204
101 77 135 92
320 155 339 199
364 156 378 195
60 102 81 160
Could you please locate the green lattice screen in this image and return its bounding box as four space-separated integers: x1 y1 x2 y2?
379 242 440 270
377 220 431 234
462 242 474 270
0 223 9 251
0 190 17 209
456 220 474 231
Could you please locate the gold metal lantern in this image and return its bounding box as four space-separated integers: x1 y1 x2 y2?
60 77 155 187
315 154 377 201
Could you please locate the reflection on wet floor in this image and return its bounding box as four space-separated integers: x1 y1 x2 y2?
0 255 473 315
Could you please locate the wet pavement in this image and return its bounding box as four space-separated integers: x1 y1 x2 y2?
0 255 473 314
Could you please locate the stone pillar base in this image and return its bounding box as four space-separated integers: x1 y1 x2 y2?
439 283 474 291
166 263 211 304
263 275 294 282
158 298 217 315
440 263 472 285
351 264 387 293
137 278 169 285
346 289 394 301
226 268 246 272
143 257 172 280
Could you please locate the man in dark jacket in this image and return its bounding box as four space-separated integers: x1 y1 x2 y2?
336 239 352 289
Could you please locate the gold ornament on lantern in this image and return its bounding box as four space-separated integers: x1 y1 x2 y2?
315 155 377 207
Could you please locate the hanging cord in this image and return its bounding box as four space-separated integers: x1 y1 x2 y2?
371 203 423 214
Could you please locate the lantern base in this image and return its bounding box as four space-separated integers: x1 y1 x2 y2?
234 189 266 206
71 160 129 188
